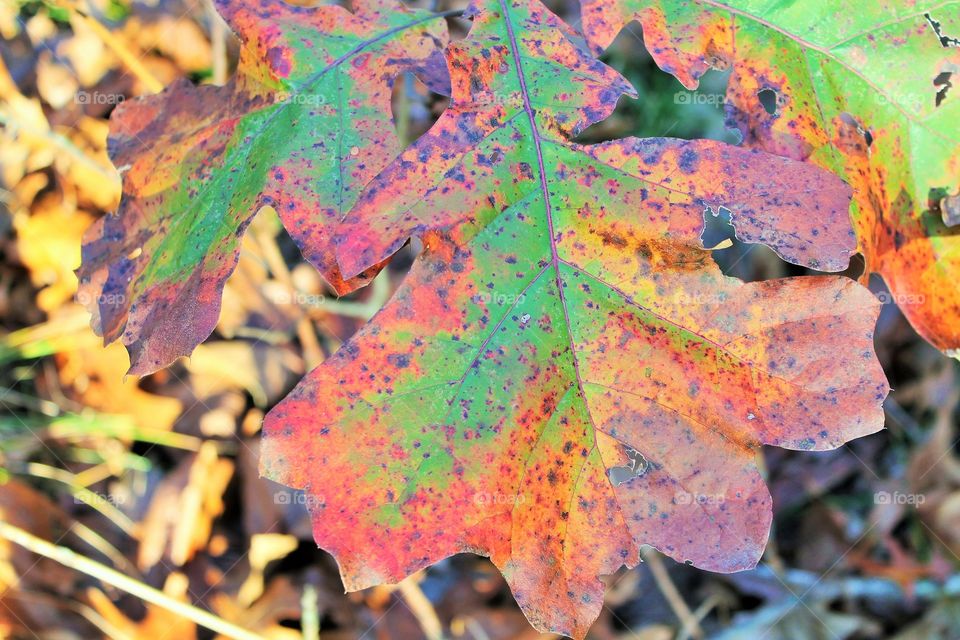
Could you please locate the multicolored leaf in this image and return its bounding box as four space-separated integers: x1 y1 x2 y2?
261 0 889 636
78 0 450 374
578 0 960 354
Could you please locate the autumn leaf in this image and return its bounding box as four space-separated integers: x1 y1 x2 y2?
578 0 960 355
261 0 889 636
78 0 451 375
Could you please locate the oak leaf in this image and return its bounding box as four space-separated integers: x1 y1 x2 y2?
578 0 960 354
261 0 890 636
78 0 451 374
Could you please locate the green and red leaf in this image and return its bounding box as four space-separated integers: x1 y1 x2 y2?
579 0 960 354
261 0 889 636
78 0 450 374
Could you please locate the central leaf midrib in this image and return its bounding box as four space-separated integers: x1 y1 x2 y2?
496 0 623 554
496 0 591 398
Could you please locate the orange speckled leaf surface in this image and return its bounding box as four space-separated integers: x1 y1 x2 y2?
261 0 889 636
78 0 450 375
579 0 960 354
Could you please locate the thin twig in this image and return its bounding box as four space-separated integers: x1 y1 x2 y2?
44 413 211 452
397 574 444 640
253 224 325 369
0 112 118 183
24 462 137 536
300 584 320 640
0 521 266 640
70 6 164 94
755 453 787 576
641 548 703 639
205 0 229 86
677 594 722 640
4 589 134 640
303 269 392 319
69 521 143 579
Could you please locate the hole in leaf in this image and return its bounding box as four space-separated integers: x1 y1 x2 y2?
701 206 797 282
934 71 953 107
701 205 867 284
757 88 777 115
608 445 649 486
925 13 960 47
391 72 448 152
700 206 736 249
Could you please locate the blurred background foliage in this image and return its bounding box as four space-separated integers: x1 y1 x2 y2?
1 1 959 639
